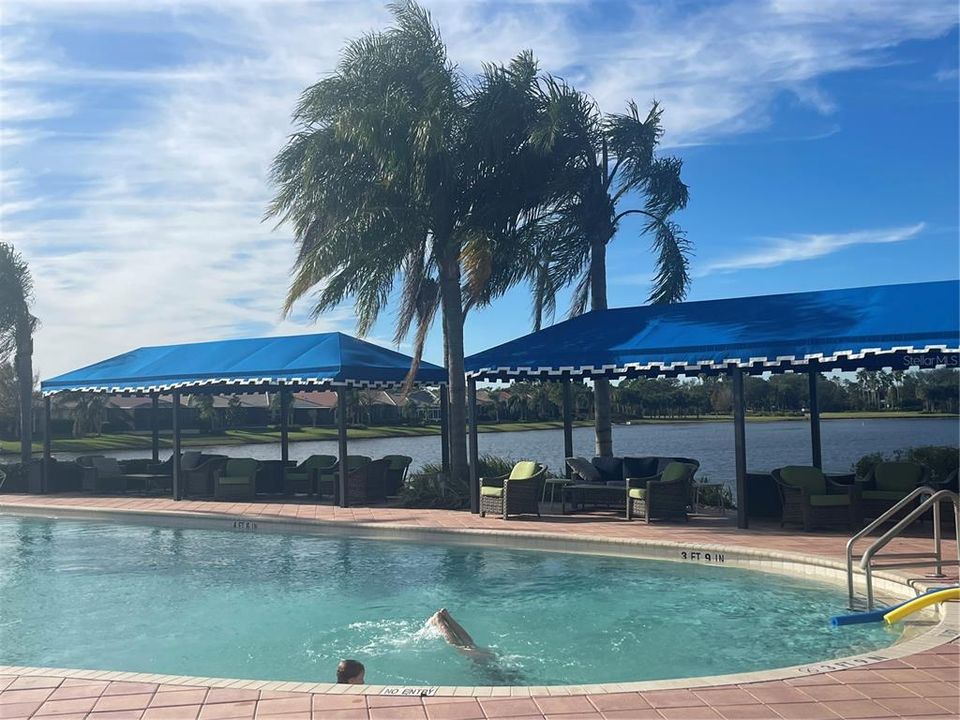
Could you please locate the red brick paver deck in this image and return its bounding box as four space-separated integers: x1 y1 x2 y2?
0 493 957 720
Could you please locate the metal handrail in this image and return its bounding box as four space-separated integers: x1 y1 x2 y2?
859 489 960 609
846 485 939 607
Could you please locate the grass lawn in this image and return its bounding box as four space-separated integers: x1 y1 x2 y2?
2 412 953 455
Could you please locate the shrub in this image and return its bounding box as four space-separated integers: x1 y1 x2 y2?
399 454 549 509
852 446 959 484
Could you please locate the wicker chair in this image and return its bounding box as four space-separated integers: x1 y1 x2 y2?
80 456 127 493
626 461 699 522
345 458 390 505
214 458 260 501
479 461 546 520
855 461 931 520
383 455 413 495
773 466 861 531
183 454 228 496
285 454 337 495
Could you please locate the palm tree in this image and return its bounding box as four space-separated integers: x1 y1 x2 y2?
516 84 691 455
0 243 38 464
266 2 559 485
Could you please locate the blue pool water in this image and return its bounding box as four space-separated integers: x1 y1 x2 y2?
0 515 898 686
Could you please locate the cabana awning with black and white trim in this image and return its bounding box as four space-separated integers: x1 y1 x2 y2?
465 280 960 381
41 331 447 395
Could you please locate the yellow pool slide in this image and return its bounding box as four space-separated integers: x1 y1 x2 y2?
883 587 959 625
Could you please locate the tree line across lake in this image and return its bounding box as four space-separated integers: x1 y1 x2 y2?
477 368 959 423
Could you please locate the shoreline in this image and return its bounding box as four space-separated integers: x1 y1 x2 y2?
3 411 957 455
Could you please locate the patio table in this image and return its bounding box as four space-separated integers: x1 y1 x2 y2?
123 473 171 495
561 483 626 516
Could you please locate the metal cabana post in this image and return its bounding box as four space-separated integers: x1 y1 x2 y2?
731 367 748 529
808 363 822 469
172 390 182 501
336 386 348 508
150 392 160 463
280 388 290 490
562 378 574 477
42 395 52 493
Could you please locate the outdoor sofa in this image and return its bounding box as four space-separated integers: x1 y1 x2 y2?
855 461 930 520
773 465 861 531
480 461 547 519
565 455 701 520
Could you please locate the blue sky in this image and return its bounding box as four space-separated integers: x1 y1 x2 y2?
1 0 958 378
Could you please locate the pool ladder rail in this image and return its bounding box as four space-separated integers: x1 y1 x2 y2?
846 485 960 610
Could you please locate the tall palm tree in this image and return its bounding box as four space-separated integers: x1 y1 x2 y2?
0 243 38 464
518 83 692 456
266 2 558 484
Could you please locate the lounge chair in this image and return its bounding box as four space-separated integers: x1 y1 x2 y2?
80 456 127 493
182 454 228 496
626 461 699 522
773 466 861 531
480 461 546 520
345 458 390 505
285 454 338 496
382 455 413 495
855 461 931 520
214 458 260 501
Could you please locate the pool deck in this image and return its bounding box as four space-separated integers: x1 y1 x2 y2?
0 493 958 720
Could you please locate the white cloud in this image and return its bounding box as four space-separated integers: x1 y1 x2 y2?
0 0 955 377
698 222 927 276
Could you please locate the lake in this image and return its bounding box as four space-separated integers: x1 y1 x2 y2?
70 417 959 490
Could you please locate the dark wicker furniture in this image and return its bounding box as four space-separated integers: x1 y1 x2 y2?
345 458 390 505
479 461 546 520
855 461 930 520
561 483 625 514
626 461 699 523
773 466 861 531
182 454 229 496
383 455 413 496
214 458 259 501
285 454 338 495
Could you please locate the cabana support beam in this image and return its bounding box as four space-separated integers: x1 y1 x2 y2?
336 387 348 508
42 396 51 493
172 390 182 501
562 379 574 476
150 392 160 463
809 365 822 469
732 368 748 529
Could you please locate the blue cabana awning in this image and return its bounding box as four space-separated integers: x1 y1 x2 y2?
466 280 960 380
41 332 447 395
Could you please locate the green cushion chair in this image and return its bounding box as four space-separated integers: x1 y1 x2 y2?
214 458 260 501
479 461 546 520
626 460 699 523
856 461 930 520
773 466 861 531
285 454 338 496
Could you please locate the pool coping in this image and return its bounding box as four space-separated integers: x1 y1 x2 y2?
1 499 957 699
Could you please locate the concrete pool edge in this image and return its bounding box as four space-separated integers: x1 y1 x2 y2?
1 500 957 698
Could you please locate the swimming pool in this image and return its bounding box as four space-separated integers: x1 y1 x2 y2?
0 515 899 686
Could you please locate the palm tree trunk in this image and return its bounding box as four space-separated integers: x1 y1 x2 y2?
15 320 33 465
590 238 613 456
439 253 468 484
